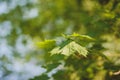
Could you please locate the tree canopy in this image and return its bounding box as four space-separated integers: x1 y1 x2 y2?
0 0 120 80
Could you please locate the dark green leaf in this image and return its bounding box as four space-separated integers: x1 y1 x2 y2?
29 74 49 80
43 62 61 72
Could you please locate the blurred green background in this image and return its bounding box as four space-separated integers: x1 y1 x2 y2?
0 0 120 80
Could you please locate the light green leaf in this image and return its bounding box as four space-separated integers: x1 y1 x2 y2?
69 33 94 41
70 41 88 57
36 40 56 49
50 41 88 57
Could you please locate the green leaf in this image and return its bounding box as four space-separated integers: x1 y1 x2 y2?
36 40 56 49
68 33 94 41
50 54 65 62
62 33 95 46
59 39 72 49
50 47 61 55
50 41 88 57
29 74 49 80
70 41 88 57
43 62 61 72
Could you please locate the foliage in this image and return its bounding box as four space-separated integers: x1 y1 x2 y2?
36 40 56 50
50 33 90 57
0 0 120 80
51 41 88 57
30 74 49 80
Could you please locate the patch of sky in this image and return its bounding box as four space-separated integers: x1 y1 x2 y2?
22 8 38 19
0 21 12 37
15 35 34 57
0 39 13 59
